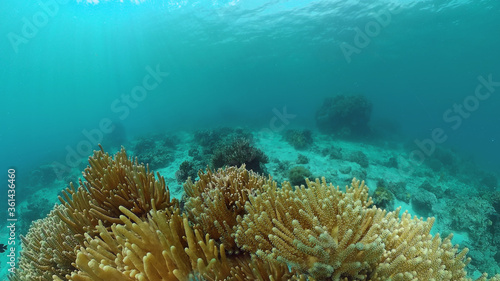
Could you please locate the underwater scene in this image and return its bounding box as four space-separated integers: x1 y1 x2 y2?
1 0 500 280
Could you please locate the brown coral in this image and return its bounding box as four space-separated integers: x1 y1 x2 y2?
235 178 385 279
184 165 272 254
66 205 295 281
235 178 478 281
65 206 230 281
9 206 81 281
57 145 177 237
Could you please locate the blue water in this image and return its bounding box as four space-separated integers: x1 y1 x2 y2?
1 0 500 173
0 0 499 279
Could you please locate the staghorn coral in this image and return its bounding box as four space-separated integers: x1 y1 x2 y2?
10 146 500 281
184 165 272 254
235 178 492 281
235 178 382 279
369 216 468 281
56 145 177 237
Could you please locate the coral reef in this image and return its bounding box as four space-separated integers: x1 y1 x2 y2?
11 146 179 281
283 129 313 150
183 165 272 254
433 147 456 167
315 94 372 137
194 127 252 154
448 197 496 246
175 160 198 184
133 134 177 169
57 145 177 237
321 145 343 160
235 178 491 280
377 178 409 203
211 137 268 174
351 168 367 182
297 153 309 164
288 166 312 187
446 196 499 274
272 158 292 181
418 180 444 197
338 165 352 174
490 191 500 214
192 127 265 172
411 189 437 217
448 196 496 235
481 173 498 190
372 186 395 210
11 206 81 280
384 155 398 169
65 207 235 281
64 206 295 281
9 147 500 281
350 150 369 168
26 164 58 187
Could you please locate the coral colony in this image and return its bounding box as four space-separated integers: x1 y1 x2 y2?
9 145 500 281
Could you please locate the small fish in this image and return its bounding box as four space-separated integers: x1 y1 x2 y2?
0 243 7 253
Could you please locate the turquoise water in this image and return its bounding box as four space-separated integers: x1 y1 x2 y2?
1 0 500 173
1 0 500 279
